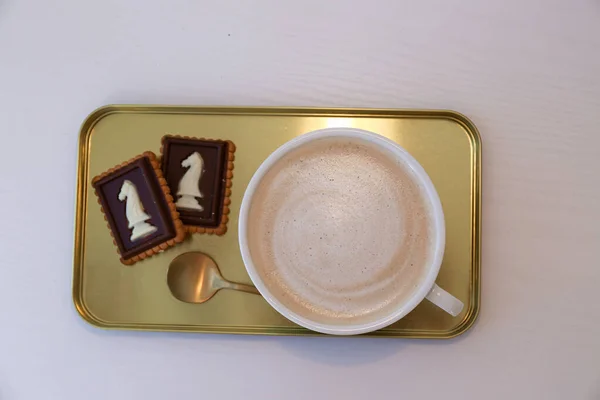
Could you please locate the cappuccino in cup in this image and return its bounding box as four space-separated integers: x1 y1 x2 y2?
239 128 463 335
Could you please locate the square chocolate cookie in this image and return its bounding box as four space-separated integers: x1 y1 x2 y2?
160 135 235 235
92 152 186 265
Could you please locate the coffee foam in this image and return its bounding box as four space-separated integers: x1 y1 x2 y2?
246 137 435 326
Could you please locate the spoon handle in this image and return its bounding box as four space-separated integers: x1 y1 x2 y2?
223 282 261 296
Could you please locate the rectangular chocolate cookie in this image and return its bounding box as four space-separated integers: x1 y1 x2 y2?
160 135 235 235
92 151 186 265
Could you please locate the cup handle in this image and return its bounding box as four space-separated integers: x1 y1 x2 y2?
425 284 464 317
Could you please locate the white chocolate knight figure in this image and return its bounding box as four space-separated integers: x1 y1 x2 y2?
118 179 158 242
176 152 205 211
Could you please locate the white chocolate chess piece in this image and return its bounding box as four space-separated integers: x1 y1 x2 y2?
118 179 158 242
176 152 205 211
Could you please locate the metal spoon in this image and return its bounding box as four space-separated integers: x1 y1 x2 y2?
167 251 260 304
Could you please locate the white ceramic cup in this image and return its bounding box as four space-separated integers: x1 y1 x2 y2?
238 127 464 335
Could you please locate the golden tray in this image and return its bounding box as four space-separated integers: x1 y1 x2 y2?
72 105 481 338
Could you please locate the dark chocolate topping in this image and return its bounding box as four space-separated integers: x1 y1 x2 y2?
161 137 229 228
93 156 177 260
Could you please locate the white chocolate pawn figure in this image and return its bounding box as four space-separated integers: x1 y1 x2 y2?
118 179 158 242
176 152 204 211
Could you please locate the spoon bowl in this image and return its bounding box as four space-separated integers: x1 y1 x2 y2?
167 252 260 304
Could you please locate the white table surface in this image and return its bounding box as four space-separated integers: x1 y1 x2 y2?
1 1 599 399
